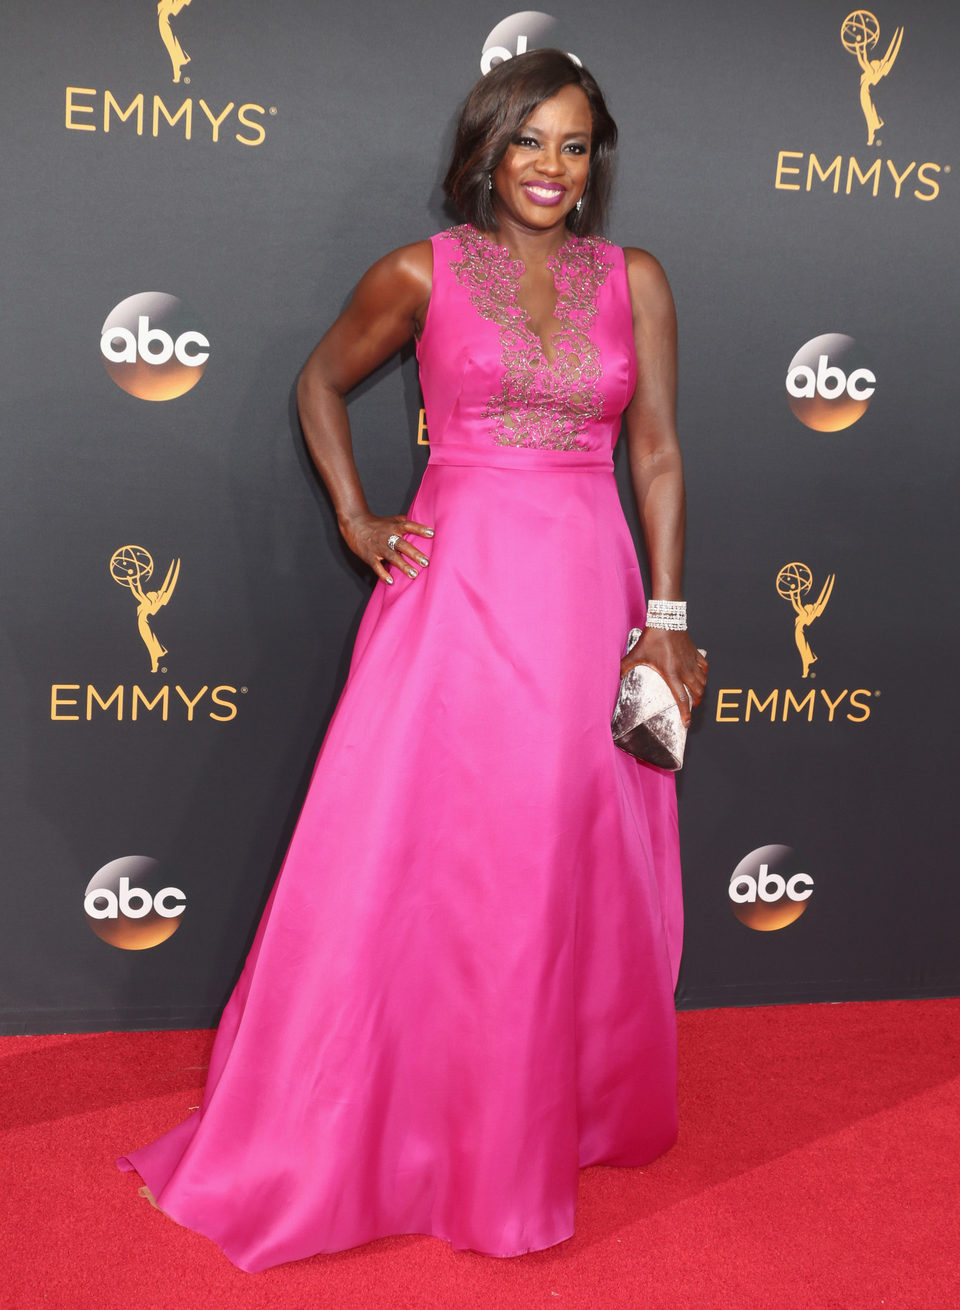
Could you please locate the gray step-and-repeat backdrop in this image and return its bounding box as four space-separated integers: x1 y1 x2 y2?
2 2 957 1032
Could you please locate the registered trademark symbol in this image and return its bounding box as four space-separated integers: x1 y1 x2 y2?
184 77 191 85
241 687 248 694
945 166 952 174
269 107 278 116
875 138 881 147
161 666 167 674
874 689 881 696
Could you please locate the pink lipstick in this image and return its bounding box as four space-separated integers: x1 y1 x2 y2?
522 182 566 207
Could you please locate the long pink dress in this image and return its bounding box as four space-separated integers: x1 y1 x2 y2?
118 225 683 1273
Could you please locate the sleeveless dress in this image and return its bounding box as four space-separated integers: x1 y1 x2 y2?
117 225 683 1273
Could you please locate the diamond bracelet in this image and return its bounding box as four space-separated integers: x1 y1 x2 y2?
645 599 687 631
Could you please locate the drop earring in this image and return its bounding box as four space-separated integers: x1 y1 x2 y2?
575 198 583 213
487 173 493 192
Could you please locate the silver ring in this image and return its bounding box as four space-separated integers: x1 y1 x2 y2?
386 533 401 552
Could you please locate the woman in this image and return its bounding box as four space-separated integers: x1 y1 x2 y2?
118 50 706 1272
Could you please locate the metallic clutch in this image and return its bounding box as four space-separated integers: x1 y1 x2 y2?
611 628 705 771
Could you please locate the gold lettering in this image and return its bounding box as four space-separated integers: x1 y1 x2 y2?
774 151 803 191
884 159 916 199
209 686 238 722
104 91 144 135
86 685 123 720
712 686 874 725
715 689 742 723
782 689 815 722
846 689 873 722
175 685 208 720
131 685 169 721
152 96 192 139
417 408 429 445
198 99 235 143
846 156 881 197
745 689 778 722
806 153 842 194
65 87 96 132
914 162 941 202
51 684 80 721
818 689 848 722
235 104 266 147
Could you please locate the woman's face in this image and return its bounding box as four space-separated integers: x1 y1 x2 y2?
491 84 592 231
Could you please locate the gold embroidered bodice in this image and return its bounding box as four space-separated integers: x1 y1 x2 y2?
446 225 614 452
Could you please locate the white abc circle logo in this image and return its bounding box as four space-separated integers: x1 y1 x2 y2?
785 334 875 431
728 844 814 931
481 11 582 74
84 855 185 950
100 292 210 401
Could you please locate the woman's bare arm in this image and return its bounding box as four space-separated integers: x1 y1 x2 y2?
296 240 434 584
621 247 707 722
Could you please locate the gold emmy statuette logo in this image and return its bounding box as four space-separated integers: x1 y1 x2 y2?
158 0 194 83
64 0 271 148
841 11 903 147
50 546 243 724
713 561 874 726
777 562 835 679
63 0 271 150
773 11 941 202
111 545 180 673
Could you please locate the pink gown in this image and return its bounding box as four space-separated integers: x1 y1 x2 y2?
118 225 683 1273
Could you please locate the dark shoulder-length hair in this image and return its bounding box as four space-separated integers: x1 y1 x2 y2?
443 49 618 236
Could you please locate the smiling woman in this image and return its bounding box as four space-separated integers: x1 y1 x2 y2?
444 50 618 237
117 48 706 1273
495 86 590 207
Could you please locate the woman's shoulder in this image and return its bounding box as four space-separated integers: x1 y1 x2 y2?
621 246 667 277
373 238 433 280
356 239 433 301
620 247 675 314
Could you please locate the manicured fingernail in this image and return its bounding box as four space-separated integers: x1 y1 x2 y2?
424 529 434 536
419 557 428 566
407 568 418 578
385 576 394 585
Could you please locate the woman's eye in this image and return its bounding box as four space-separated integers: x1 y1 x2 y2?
564 143 588 155
513 135 539 148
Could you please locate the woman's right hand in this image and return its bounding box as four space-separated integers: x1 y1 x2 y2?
338 511 434 585
296 241 433 576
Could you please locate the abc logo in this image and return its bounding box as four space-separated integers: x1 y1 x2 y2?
728 844 814 931
785 334 876 431
100 292 210 401
481 11 581 74
84 856 185 950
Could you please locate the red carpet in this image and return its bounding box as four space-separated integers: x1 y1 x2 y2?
2 998 957 1309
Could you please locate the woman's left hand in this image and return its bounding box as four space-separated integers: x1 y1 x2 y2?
620 628 708 728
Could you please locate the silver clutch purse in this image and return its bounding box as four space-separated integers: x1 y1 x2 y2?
611 628 705 771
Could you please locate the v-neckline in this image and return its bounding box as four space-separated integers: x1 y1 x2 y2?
444 224 612 451
480 232 575 367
